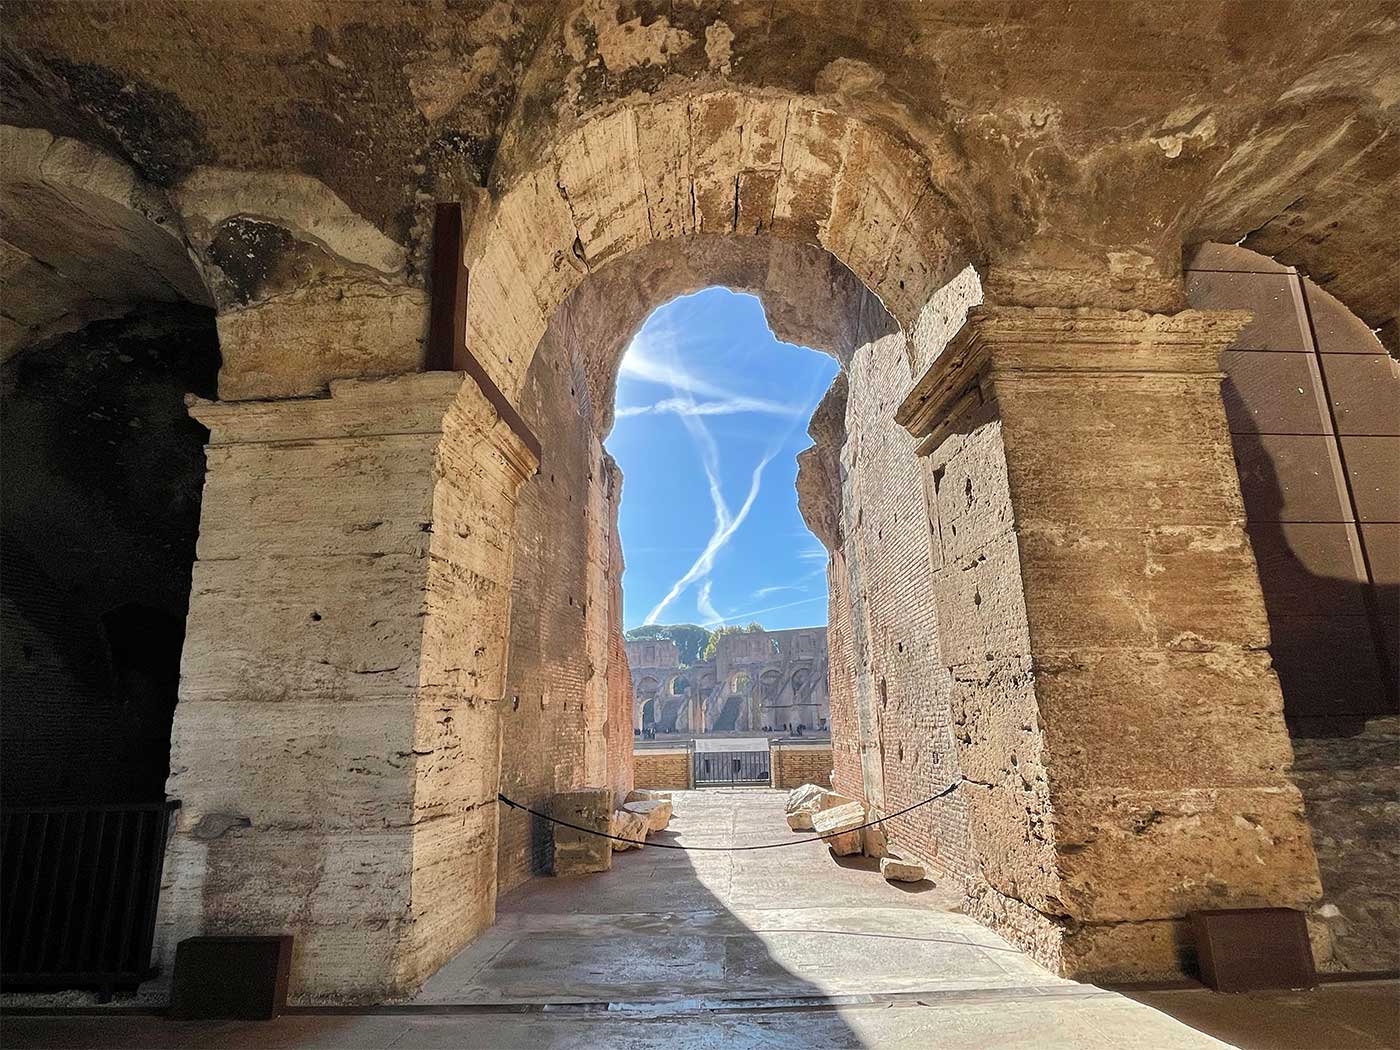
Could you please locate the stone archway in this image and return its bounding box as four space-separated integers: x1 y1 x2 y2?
137 75 1360 1008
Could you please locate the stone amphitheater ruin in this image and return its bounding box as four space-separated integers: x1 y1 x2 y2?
1 2 1396 1045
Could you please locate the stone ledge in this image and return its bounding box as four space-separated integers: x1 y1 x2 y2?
896 306 1253 455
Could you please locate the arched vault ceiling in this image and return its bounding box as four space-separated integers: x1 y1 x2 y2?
4 1 1397 337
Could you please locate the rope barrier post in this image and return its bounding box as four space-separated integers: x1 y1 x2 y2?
494 781 960 852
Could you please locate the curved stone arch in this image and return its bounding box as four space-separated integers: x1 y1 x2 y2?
1 125 214 359
759 668 784 702
790 665 812 696
465 89 979 402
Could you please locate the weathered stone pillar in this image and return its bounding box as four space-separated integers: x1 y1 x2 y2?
158 371 537 1001
897 306 1324 981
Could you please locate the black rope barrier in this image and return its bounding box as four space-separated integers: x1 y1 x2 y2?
496 781 961 852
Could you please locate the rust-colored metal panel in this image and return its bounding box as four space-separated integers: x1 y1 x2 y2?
1341 437 1400 523
1321 355 1400 436
1246 522 1369 616
1304 281 1389 355
1362 524 1400 589
1233 434 1353 523
1220 350 1329 436
1190 908 1317 993
1186 270 1306 351
169 935 294 1020
1185 243 1294 274
1267 613 1389 717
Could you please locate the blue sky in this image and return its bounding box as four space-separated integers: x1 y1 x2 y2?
604 288 839 633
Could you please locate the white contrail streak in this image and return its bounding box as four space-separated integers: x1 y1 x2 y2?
708 595 826 626
696 580 722 627
644 433 777 624
615 395 803 418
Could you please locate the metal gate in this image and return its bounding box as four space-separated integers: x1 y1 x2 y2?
693 748 770 787
1 799 181 999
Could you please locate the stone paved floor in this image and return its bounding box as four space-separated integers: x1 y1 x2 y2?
4 790 1397 1048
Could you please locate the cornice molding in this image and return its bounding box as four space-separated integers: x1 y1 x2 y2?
896 307 1251 455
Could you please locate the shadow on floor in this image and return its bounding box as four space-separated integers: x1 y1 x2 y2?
1124 980 1400 1050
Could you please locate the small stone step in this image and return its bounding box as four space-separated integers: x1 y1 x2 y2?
880 856 927 883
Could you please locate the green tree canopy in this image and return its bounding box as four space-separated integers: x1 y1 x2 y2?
699 622 764 661
623 623 713 666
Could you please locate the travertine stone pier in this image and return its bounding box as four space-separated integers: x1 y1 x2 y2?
897 306 1325 980
159 371 538 1001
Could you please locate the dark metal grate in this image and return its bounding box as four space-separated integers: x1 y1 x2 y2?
1 799 180 999
693 749 770 787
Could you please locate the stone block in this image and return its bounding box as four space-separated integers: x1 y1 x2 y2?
625 789 672 803
1053 786 1323 922
1015 523 1272 652
881 857 927 883
862 814 890 859
609 808 648 852
1034 649 1295 791
785 783 827 814
622 799 673 833
786 809 814 831
549 789 613 877
996 373 1246 529
931 530 1032 668
812 800 866 856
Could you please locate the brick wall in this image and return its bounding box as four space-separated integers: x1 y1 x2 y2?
826 282 978 887
497 322 633 893
633 748 690 790
770 744 833 790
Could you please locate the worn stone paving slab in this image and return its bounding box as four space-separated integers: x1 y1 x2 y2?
417 789 1034 1006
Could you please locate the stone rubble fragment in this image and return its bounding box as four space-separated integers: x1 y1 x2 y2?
787 809 815 831
625 789 672 803
862 813 889 859
812 799 866 856
609 807 649 851
785 783 826 815
622 798 673 833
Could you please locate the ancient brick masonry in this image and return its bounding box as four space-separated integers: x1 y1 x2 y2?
632 748 691 792
627 627 831 735
770 744 835 791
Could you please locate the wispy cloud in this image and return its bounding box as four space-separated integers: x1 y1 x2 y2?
752 584 801 600
641 321 787 625
618 330 729 399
